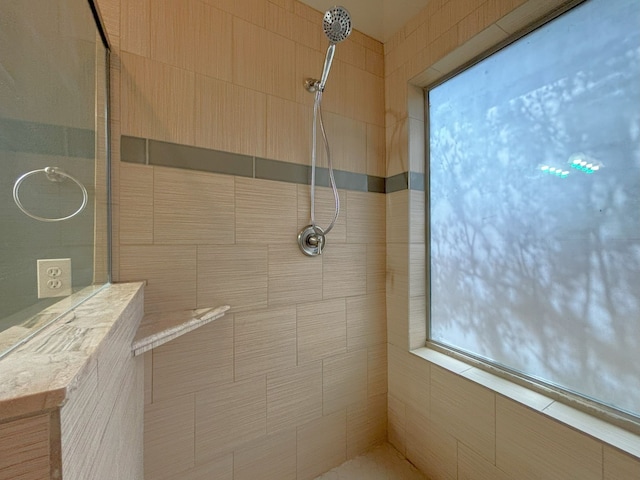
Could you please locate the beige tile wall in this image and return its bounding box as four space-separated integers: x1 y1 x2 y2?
97 0 387 478
386 1 640 479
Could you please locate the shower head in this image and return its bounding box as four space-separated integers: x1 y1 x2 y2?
323 6 352 44
317 6 351 91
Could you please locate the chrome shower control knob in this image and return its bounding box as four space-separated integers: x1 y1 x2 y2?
298 225 326 256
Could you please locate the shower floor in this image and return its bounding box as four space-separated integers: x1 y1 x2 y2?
313 443 427 480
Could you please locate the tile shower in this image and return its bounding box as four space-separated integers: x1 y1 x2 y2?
100 0 640 478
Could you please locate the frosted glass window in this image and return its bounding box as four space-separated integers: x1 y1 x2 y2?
428 0 640 417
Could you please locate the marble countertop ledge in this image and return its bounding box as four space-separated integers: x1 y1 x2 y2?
131 305 230 356
0 282 145 422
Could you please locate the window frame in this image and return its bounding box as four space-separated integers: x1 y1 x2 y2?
423 0 640 434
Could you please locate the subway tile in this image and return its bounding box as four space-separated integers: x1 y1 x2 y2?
268 244 323 306
216 0 267 28
234 307 297 380
152 316 234 401
297 185 347 244
346 191 386 245
266 94 312 166
119 245 197 313
346 294 386 351
143 350 152 405
386 118 409 178
266 362 323 433
352 29 383 55
409 117 425 174
346 393 387 458
365 47 384 77
295 44 325 106
431 365 496 462
409 295 427 349
120 0 149 56
0 414 50 479
387 242 409 300
234 430 297 480
233 18 296 100
296 298 347 364
604 446 640 480
195 377 267 461
321 111 367 174
334 37 366 70
496 396 603 480
264 2 296 41
387 190 409 244
368 343 388 397
193 2 233 81
387 394 407 455
405 405 458 480
149 0 196 71
322 244 367 300
180 454 233 480
197 245 268 313
366 243 386 294
296 410 347 480
194 74 266 157
387 292 409 350
385 65 408 128
153 167 235 245
367 123 386 178
120 52 195 145
119 163 153 245
143 394 195 480
323 349 368 415
409 243 425 297
387 343 429 412
458 443 515 480
236 177 298 245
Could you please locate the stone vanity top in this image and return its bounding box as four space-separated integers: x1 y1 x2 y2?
0 282 144 422
131 305 230 356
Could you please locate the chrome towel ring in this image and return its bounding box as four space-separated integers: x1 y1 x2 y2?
13 167 88 222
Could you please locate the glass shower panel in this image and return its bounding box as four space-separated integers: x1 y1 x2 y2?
0 0 109 354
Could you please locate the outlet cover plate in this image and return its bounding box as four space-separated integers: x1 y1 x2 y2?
37 258 72 298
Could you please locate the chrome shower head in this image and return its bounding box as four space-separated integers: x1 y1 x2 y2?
317 6 351 91
323 6 352 44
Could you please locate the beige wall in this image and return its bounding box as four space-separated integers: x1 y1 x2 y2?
385 0 640 479
96 0 387 478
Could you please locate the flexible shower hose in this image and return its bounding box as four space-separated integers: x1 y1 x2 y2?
310 89 340 236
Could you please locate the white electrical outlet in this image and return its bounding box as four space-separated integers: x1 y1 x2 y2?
37 258 72 298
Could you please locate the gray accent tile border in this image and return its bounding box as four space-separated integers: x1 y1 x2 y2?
0 117 95 158
121 135 413 194
255 158 310 185
409 171 425 192
385 172 409 193
367 176 385 193
121 136 146 164
149 139 254 178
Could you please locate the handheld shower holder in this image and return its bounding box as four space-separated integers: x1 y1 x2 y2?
304 78 322 93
